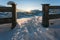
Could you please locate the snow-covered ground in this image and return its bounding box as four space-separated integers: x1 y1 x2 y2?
0 16 60 40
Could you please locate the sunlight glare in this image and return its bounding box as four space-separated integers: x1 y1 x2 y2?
25 8 32 12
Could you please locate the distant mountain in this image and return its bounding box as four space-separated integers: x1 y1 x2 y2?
30 10 42 14
31 10 42 12
17 9 42 18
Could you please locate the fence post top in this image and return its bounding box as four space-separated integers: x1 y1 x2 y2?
7 1 16 5
42 4 50 6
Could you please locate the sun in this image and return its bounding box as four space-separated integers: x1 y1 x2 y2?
25 8 32 12
25 10 31 12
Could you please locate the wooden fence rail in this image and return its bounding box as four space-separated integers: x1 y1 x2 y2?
0 18 12 24
0 7 12 12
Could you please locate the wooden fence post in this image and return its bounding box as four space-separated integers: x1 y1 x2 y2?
42 4 49 27
11 3 17 29
7 2 17 29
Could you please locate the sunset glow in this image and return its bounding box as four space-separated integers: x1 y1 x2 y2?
24 8 32 12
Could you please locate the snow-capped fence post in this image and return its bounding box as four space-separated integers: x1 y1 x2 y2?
7 1 17 29
42 4 49 27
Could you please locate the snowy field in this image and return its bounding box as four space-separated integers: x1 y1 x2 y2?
0 16 60 40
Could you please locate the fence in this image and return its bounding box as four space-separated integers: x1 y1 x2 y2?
42 4 60 27
0 2 16 29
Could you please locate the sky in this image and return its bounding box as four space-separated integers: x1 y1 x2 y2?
0 0 60 11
